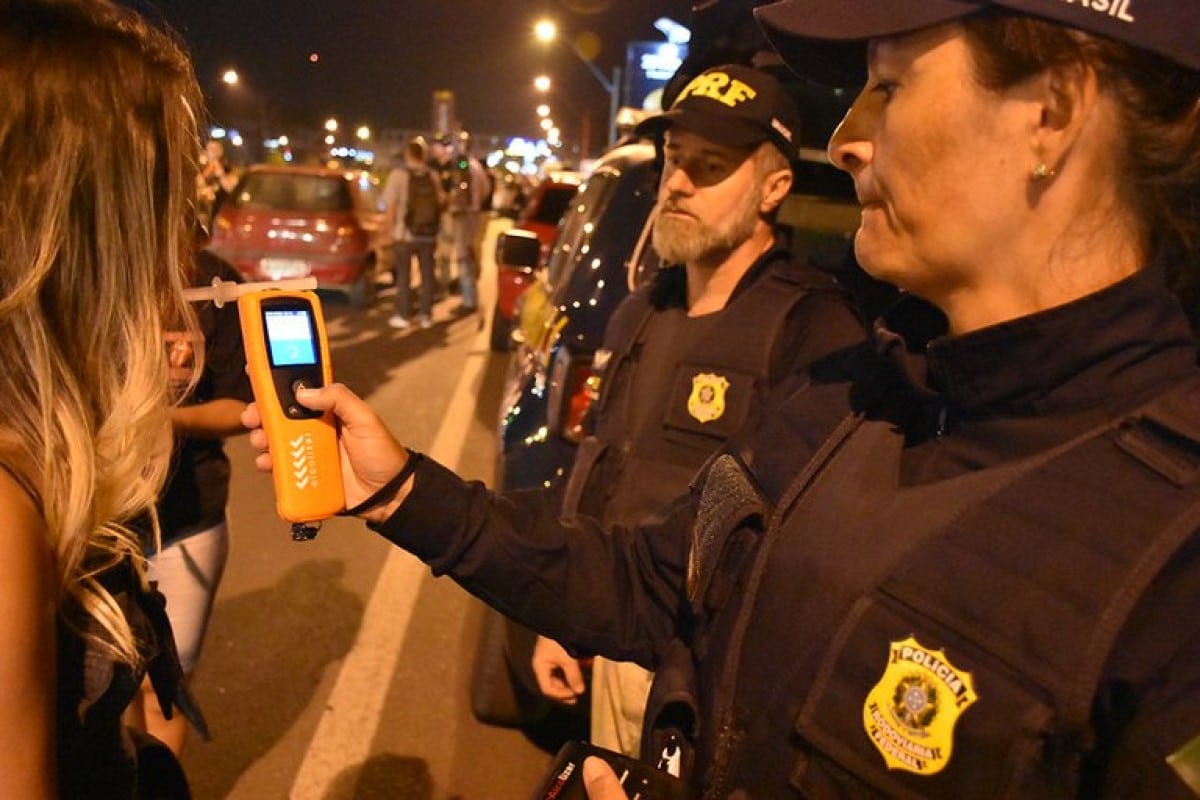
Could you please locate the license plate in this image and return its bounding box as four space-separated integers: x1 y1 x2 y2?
260 258 311 280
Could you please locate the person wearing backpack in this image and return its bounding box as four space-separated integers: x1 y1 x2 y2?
382 136 443 330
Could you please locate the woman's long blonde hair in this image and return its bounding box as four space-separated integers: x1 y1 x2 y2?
0 0 202 664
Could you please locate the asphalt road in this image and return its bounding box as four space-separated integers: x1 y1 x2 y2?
180 218 556 799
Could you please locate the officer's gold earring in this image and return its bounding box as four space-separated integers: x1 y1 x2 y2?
1032 162 1057 180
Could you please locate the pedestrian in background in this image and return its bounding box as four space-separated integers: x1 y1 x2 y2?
0 0 204 795
196 138 237 230
429 136 458 299
383 137 444 331
447 131 487 314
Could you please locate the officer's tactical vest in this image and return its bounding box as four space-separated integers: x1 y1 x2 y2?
559 260 841 527
667 377 1200 798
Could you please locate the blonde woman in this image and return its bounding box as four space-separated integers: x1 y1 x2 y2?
0 0 204 795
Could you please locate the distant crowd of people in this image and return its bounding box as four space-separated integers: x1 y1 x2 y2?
380 130 493 329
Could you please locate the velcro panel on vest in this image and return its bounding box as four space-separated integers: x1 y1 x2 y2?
792 426 1200 798
688 454 767 616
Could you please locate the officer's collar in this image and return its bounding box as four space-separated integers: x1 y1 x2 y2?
872 259 1198 417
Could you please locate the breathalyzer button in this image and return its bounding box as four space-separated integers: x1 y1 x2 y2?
292 379 310 395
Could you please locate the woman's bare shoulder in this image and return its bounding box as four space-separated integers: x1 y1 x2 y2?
0 440 48 562
0 466 41 527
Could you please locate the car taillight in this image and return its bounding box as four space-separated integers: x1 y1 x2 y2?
547 352 599 444
562 368 600 444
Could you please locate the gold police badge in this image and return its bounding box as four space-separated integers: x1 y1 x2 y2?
687 373 729 423
862 636 978 775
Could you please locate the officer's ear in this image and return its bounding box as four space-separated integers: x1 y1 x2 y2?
758 164 793 215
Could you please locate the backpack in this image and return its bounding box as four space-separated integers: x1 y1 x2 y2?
405 169 440 236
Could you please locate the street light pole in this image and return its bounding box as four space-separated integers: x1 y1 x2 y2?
535 19 622 147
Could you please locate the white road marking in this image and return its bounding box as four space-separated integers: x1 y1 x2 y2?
288 239 498 800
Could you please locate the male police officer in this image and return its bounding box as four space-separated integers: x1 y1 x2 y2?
528 64 865 757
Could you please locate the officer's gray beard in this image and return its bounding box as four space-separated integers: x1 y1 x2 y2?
652 180 763 266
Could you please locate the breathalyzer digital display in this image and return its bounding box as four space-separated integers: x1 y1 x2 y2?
264 309 319 367
239 290 345 531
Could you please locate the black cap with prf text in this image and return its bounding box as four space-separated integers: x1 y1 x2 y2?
635 64 801 160
754 0 1200 87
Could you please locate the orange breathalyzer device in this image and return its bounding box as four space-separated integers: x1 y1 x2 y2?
238 290 345 538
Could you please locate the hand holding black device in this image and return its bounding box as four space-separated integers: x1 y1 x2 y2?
533 741 694 800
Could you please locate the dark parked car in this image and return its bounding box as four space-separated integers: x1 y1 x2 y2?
489 171 582 351
470 141 662 742
498 143 660 492
207 164 384 307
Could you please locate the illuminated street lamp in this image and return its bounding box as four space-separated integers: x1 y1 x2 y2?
534 17 621 145
533 71 592 156
212 67 271 160
356 125 371 141
324 117 339 133
534 19 556 43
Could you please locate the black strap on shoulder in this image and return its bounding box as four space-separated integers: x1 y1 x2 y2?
591 284 657 417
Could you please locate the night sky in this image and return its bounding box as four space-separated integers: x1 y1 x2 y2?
125 0 694 142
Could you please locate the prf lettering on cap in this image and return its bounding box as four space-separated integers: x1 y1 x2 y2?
1059 0 1135 23
675 71 757 109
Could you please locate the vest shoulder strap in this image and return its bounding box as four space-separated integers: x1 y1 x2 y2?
688 257 838 378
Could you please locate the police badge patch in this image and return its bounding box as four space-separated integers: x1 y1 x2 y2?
687 372 730 423
862 637 978 775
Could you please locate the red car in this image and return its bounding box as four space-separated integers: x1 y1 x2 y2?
208 164 384 307
490 171 581 351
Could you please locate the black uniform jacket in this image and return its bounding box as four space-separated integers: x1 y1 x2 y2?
374 262 1200 798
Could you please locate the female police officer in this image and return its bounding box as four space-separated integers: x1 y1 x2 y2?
247 0 1200 795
